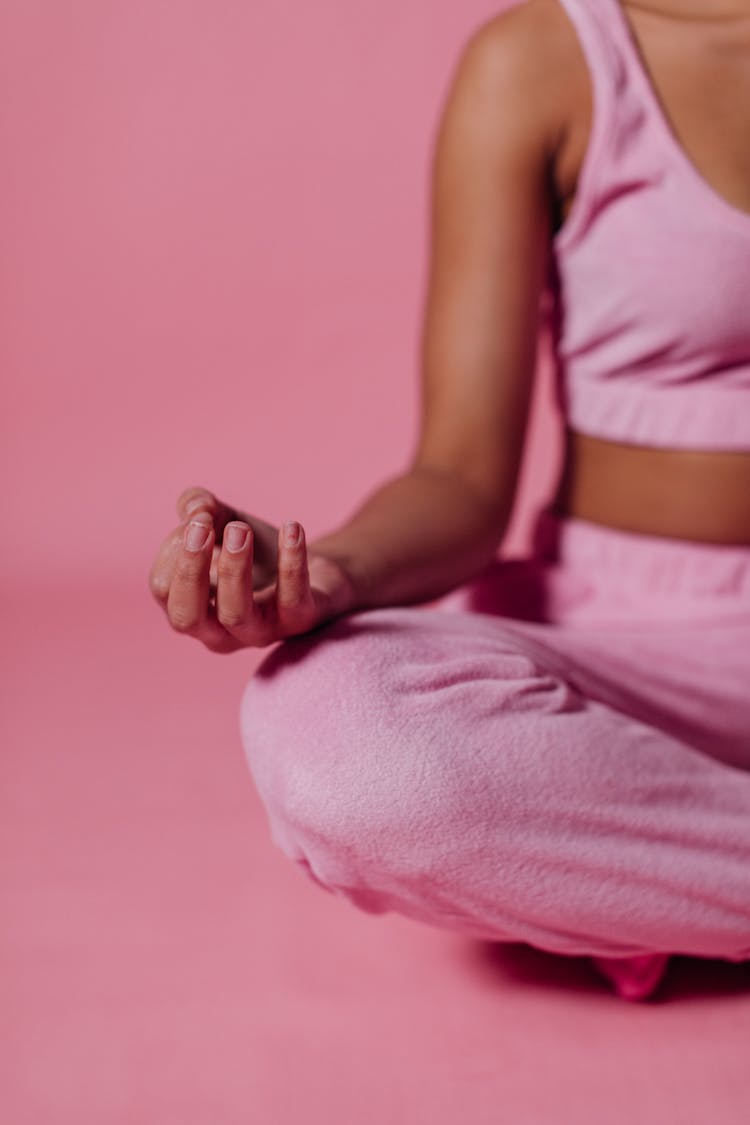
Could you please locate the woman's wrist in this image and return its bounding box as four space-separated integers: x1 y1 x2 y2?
308 550 365 620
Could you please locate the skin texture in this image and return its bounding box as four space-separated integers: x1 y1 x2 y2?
148 488 356 653
149 0 750 650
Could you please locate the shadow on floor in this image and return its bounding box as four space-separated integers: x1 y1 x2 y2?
464 941 750 1004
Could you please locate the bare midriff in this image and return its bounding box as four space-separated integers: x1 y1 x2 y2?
549 426 750 546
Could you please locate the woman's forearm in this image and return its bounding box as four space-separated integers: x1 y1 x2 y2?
307 466 511 612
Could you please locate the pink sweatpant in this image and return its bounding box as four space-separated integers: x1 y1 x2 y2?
238 507 750 962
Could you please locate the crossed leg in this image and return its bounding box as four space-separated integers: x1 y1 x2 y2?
239 606 750 992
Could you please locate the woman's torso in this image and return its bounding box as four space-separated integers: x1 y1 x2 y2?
546 0 750 544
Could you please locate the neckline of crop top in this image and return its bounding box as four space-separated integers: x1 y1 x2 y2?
553 0 750 245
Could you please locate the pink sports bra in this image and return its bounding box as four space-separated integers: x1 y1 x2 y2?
541 0 750 450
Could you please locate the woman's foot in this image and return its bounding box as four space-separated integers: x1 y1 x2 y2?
591 953 671 1001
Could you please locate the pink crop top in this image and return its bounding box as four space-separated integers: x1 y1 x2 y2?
541 0 750 450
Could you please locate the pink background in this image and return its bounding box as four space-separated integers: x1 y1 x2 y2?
4 1 749 1121
2 0 559 590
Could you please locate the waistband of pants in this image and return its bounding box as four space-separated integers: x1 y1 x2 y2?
530 506 750 599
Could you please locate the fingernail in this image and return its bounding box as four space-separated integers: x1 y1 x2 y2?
225 524 248 552
284 521 300 547
186 497 207 516
185 521 210 551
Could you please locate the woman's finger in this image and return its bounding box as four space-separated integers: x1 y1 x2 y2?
276 522 315 633
175 487 283 585
166 515 227 648
176 487 241 537
148 523 191 605
176 486 219 521
215 522 263 637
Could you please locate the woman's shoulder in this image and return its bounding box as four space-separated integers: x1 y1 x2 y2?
466 0 583 66
458 0 585 154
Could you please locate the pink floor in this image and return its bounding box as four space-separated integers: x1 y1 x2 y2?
4 579 750 1123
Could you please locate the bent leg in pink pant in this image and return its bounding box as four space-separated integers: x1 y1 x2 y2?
238 509 750 986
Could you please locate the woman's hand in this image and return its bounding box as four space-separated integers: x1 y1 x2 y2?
148 486 357 653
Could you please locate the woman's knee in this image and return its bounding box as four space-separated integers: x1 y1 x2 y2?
238 607 586 860
239 609 433 839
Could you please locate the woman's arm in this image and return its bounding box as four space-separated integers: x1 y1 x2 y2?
308 465 511 610
150 4 568 651
309 4 563 612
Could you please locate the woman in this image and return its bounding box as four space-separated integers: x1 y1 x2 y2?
149 0 750 1001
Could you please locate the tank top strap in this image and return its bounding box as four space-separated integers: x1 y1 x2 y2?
584 0 666 98
552 0 635 95
553 0 666 117
548 0 660 251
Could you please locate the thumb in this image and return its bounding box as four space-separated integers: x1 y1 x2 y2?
177 487 238 528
